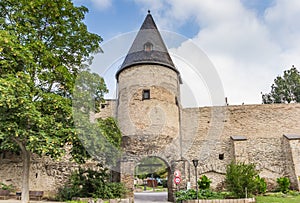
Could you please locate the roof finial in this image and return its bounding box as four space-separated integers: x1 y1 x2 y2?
148 10 151 14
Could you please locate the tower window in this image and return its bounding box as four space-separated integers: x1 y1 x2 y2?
142 89 150 100
144 42 153 52
219 153 224 160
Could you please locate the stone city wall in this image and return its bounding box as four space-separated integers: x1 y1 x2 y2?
1 102 300 194
181 103 300 190
0 152 100 198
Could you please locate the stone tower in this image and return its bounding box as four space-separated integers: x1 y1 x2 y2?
116 11 182 200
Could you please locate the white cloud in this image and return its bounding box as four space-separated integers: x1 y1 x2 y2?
91 0 112 10
132 0 300 105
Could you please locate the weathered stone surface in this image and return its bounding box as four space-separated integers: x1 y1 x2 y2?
180 104 300 190
95 99 117 118
0 153 101 197
117 64 181 202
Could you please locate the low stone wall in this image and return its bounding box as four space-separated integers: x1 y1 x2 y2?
183 198 255 203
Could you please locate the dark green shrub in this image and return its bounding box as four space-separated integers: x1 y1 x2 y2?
277 177 290 193
0 182 15 192
198 189 224 199
56 186 79 201
175 189 225 202
57 167 127 201
162 179 168 188
198 175 212 190
225 162 258 198
95 182 126 199
175 189 197 202
254 175 267 194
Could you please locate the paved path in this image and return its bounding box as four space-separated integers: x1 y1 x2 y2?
134 192 171 203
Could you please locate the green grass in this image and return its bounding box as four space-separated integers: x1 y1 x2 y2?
256 194 300 203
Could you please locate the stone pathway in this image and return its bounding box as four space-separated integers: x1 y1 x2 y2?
134 192 171 203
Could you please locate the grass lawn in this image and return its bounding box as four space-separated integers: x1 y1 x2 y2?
256 195 300 203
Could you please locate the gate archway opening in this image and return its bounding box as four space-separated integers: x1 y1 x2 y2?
134 156 173 202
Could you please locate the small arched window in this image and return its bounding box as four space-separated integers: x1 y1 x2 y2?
144 42 153 52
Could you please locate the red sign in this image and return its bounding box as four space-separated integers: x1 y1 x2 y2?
174 177 181 185
174 170 181 177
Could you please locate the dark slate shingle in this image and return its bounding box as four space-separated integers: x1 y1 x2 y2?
116 12 179 81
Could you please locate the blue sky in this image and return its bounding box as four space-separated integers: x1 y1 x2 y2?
73 0 300 107
74 0 200 39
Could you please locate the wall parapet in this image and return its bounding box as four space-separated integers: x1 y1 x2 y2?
284 134 300 140
231 135 247 141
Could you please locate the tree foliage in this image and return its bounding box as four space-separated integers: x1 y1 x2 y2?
0 0 115 202
225 162 258 198
135 157 168 179
262 67 300 104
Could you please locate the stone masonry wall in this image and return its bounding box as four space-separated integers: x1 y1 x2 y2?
1 101 300 195
0 152 100 198
95 99 117 119
181 103 300 190
117 64 181 162
283 135 300 190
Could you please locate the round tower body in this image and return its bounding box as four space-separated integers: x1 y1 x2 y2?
117 64 181 156
115 12 181 201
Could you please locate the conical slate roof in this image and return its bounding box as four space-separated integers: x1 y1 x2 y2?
116 11 179 80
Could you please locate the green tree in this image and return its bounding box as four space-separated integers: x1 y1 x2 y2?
225 162 258 198
262 66 300 104
135 157 168 179
0 0 109 202
72 71 121 168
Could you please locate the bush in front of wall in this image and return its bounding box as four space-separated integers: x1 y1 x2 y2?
56 167 126 201
225 162 259 198
198 175 212 190
254 175 267 194
276 177 290 193
175 189 197 202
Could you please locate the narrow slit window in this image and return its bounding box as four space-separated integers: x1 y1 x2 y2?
219 153 224 160
142 89 150 100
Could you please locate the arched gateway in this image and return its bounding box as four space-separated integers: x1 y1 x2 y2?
116 11 183 201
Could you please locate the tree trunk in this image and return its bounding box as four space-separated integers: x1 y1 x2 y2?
21 148 30 203
13 138 30 203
